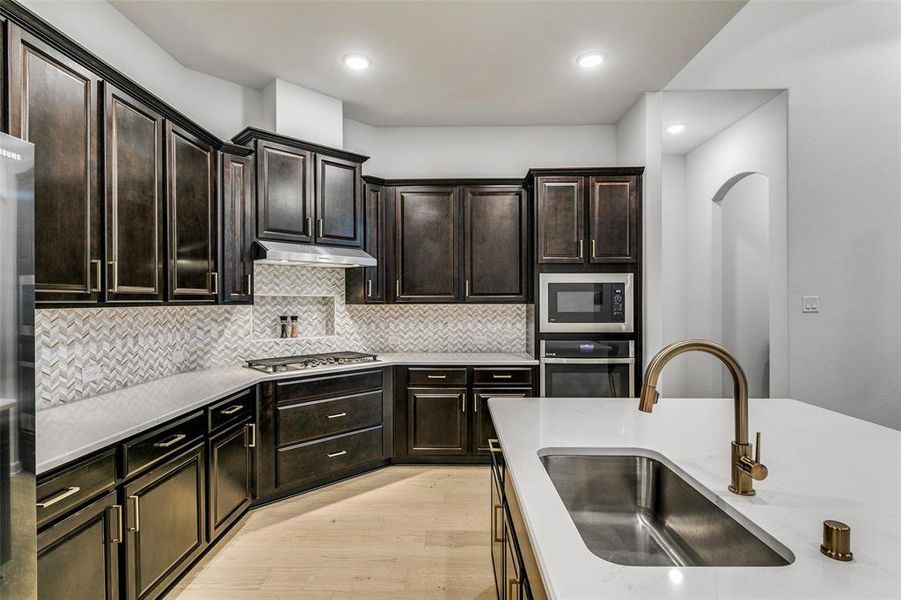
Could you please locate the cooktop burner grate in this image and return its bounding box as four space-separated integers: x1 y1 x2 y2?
244 351 378 373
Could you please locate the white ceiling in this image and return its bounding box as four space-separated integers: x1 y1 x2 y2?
661 90 783 154
110 0 745 127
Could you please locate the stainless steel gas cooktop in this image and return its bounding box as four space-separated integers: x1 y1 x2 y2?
244 351 378 373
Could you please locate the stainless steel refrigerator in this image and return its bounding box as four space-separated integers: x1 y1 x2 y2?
0 132 36 599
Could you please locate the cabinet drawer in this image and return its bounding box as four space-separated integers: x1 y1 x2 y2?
277 425 383 489
407 367 468 386
122 411 206 478
277 390 382 446
277 369 382 404
207 389 254 432
473 368 532 386
37 449 116 529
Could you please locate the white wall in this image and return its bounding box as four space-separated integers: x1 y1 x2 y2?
344 120 617 178
718 174 770 397
267 79 343 148
23 0 263 139
660 95 787 399
616 93 663 369
667 1 901 429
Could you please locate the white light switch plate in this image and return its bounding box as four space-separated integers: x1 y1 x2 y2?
82 363 102 383
802 295 820 313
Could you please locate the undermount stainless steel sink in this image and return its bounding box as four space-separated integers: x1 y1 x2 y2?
541 452 794 567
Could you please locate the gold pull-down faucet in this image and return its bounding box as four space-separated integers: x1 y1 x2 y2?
638 339 768 496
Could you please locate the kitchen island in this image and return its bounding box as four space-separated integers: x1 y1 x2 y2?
488 396 901 599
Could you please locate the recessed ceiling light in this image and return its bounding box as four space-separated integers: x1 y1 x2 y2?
342 53 371 70
666 123 686 135
576 51 606 68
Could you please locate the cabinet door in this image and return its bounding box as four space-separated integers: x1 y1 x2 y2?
394 186 459 302
124 443 206 600
536 176 584 264
365 181 386 302
257 140 313 242
221 152 254 303
315 154 362 247
504 510 523 600
589 175 638 263
37 491 121 600
406 387 467 455
472 388 531 455
208 422 253 542
463 186 528 303
490 473 505 600
166 123 218 302
103 84 165 302
8 26 101 304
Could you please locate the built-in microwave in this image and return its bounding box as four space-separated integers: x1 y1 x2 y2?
539 272 634 333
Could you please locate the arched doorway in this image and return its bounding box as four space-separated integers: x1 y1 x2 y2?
712 172 770 397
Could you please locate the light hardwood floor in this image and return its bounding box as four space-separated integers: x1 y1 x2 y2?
167 466 497 600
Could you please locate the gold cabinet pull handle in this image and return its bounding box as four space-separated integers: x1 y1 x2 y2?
36 486 80 508
247 423 256 448
153 433 186 448
488 438 502 453
246 273 252 294
318 218 324 238
591 239 596 258
110 504 124 543
492 374 512 379
426 374 446 380
367 279 372 298
128 495 140 532
220 404 243 415
462 393 466 413
327 412 347 419
90 259 101 292
578 239 584 259
305 216 312 236
327 450 347 458
508 576 520 599
396 279 401 297
108 261 119 292
210 271 219 294
465 279 470 297
492 504 504 543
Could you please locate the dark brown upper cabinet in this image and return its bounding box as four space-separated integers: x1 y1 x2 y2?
346 179 387 304
589 175 639 263
220 149 254 303
315 154 362 247
166 123 218 302
393 186 460 303
536 176 584 264
463 186 528 303
8 26 102 305
255 139 313 243
103 84 165 303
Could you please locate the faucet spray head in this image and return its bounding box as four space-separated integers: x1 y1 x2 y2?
638 385 659 413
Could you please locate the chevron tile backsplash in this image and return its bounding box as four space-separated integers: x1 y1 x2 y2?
35 264 527 409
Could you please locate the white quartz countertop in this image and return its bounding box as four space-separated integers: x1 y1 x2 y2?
37 352 535 474
488 396 901 600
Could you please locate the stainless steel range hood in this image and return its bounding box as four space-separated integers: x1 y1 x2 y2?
254 240 376 268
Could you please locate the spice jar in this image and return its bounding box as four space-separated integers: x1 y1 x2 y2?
279 316 289 339
290 316 299 338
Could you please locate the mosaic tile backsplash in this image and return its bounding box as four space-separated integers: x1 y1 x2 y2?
35 264 528 409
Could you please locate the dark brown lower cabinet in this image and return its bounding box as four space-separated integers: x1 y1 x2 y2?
123 443 206 600
473 388 530 455
490 470 505 600
37 491 121 600
504 510 523 600
406 387 467 456
208 421 253 542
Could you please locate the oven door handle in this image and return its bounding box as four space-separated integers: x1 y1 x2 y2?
540 358 635 364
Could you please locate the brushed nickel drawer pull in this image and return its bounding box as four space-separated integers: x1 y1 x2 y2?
426 375 446 380
492 374 513 379
90 259 101 292
247 423 256 448
367 279 373 297
465 279 470 296
327 412 347 419
210 272 219 294
396 279 401 297
488 438 502 454
462 394 466 413
327 450 347 458
246 273 252 294
36 486 81 508
153 433 186 448
220 404 244 415
128 495 140 532
110 504 124 543
591 238 597 258
578 239 584 259
305 217 312 236
318 218 324 238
